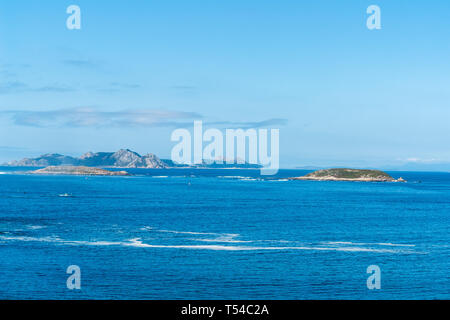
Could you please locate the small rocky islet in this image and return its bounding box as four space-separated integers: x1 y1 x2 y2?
289 168 406 182
32 166 129 176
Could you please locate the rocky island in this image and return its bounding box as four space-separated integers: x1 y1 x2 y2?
5 149 167 169
32 166 129 176
290 168 406 182
4 149 260 169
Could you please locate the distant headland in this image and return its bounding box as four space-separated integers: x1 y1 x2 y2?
3 149 261 169
290 168 406 182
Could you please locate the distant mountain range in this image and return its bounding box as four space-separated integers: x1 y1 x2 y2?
3 149 261 169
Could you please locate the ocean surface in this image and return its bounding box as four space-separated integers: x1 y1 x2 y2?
0 167 448 300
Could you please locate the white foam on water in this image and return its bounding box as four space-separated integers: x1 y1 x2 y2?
156 229 239 238
123 239 413 253
138 228 419 252
124 238 249 251
0 235 62 243
375 242 416 247
66 240 123 246
0 235 125 247
27 225 46 230
58 193 73 197
324 241 354 245
323 241 415 248
190 237 253 244
0 235 420 254
257 239 292 244
217 176 248 179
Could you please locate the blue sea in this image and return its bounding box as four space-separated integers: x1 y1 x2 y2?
0 167 448 300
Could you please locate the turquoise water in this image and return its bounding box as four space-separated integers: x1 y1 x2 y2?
0 168 448 299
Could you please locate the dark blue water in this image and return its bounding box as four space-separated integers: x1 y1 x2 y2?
0 167 448 299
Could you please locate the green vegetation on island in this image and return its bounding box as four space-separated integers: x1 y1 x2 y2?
290 168 406 182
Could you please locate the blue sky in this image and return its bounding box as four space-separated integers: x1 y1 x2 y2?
1 0 450 168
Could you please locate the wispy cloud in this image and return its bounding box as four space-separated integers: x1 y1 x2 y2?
33 86 74 93
0 63 31 78
1 108 202 128
0 80 143 94
401 158 443 163
0 64 74 93
0 108 287 129
0 146 28 151
62 59 100 69
110 82 141 89
0 70 17 78
171 85 197 90
0 81 74 94
0 81 27 93
94 82 142 93
209 118 288 128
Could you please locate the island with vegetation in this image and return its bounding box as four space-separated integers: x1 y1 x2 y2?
290 168 406 182
31 166 129 176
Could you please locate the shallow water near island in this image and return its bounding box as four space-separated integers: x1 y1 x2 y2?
0 168 449 299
